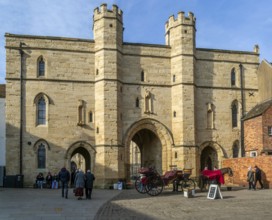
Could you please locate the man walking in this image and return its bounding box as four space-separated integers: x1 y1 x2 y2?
85 170 95 199
58 167 70 198
254 165 264 189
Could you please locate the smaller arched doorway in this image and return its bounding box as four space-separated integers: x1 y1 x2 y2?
70 147 91 172
65 141 96 174
200 146 218 170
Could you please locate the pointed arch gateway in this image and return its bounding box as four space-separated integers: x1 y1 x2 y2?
123 118 174 178
199 141 227 171
65 141 96 173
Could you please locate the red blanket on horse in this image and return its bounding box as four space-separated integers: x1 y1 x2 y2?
202 170 225 184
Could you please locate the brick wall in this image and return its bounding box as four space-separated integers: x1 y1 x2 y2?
223 156 272 189
244 115 263 155
263 107 272 150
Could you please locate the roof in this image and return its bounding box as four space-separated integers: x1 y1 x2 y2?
0 84 5 98
243 99 272 121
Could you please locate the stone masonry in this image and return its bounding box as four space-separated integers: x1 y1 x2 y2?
5 4 260 187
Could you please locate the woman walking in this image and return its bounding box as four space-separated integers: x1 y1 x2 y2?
74 169 85 200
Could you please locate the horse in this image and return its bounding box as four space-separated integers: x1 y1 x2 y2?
198 167 233 191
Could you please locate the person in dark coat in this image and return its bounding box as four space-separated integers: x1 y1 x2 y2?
85 170 95 199
58 167 70 199
254 165 264 189
36 172 44 189
45 172 52 189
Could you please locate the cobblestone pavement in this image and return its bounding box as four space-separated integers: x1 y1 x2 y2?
0 187 120 220
1 187 272 220
94 187 272 220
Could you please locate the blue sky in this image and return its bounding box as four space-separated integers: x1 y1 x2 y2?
0 0 271 84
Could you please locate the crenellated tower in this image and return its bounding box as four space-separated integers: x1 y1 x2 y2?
165 12 197 168
93 4 124 186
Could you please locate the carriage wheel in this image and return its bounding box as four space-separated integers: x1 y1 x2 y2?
135 176 147 194
198 176 204 192
180 178 196 191
146 176 164 196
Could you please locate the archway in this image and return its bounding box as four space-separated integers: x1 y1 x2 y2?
65 141 96 173
130 129 162 177
199 141 226 171
201 146 217 170
123 118 174 180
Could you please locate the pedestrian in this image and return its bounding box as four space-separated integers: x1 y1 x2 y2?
36 172 44 189
254 165 264 189
74 169 85 200
247 166 255 190
58 167 70 199
45 172 52 189
51 173 59 189
85 170 95 199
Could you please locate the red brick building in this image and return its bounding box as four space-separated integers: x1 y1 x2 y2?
243 99 272 157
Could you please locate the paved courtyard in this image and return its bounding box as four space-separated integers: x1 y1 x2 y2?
0 187 272 220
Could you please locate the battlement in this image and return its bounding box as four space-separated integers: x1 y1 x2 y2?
165 11 196 31
93 4 123 22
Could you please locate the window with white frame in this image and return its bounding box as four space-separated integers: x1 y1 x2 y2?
249 151 257 158
268 126 272 136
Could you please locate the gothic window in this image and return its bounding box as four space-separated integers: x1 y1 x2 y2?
34 93 52 126
173 75 176 82
173 111 176 117
136 97 139 108
141 70 145 82
37 143 46 169
37 96 46 125
207 103 214 129
231 101 238 128
37 56 45 77
232 141 239 158
231 68 236 86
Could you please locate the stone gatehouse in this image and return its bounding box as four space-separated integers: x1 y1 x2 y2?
5 4 260 187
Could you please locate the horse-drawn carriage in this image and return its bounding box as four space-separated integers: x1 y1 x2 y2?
135 167 196 196
198 167 233 191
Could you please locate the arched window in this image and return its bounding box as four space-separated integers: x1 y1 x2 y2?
37 143 46 169
173 111 176 117
136 97 139 108
231 101 238 128
231 68 236 86
232 141 239 158
141 70 145 82
34 93 52 126
37 97 46 125
38 56 45 77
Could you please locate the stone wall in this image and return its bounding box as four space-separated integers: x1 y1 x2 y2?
5 4 262 187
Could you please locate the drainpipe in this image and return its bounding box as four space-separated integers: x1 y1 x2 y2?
19 42 24 175
239 63 245 157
